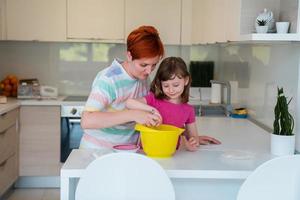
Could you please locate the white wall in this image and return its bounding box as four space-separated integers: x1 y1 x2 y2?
0 42 190 95
219 43 299 129
0 41 299 132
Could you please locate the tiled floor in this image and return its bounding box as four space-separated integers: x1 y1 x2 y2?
4 189 60 200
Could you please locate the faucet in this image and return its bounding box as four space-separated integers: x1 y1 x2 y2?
210 80 232 116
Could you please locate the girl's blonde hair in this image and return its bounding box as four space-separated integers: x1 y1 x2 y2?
150 57 191 103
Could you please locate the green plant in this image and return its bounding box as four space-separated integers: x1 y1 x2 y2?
256 19 267 26
273 87 294 135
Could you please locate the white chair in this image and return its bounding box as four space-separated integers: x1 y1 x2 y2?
75 152 175 200
237 155 300 200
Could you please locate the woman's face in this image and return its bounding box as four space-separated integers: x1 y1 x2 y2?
161 75 189 103
126 52 160 80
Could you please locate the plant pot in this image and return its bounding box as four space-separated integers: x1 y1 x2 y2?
271 134 295 156
255 25 268 33
276 22 290 33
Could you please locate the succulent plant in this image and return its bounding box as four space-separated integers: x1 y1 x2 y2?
256 19 267 26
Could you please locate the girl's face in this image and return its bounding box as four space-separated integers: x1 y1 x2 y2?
126 52 160 80
161 75 189 103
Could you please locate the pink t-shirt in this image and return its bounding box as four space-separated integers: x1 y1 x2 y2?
145 92 195 128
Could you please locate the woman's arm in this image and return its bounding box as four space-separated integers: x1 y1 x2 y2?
126 98 162 125
81 109 161 129
126 98 153 112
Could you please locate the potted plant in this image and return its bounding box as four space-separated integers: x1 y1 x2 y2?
255 19 269 33
271 87 295 156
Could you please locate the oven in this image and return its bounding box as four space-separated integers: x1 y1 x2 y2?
60 96 87 162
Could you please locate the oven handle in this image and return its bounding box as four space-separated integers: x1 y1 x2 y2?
68 118 81 123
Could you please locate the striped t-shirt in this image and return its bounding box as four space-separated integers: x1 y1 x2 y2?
80 59 149 149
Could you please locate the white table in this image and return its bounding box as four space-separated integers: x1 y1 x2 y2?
61 117 275 200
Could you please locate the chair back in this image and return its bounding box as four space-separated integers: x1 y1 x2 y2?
75 152 175 200
237 155 300 200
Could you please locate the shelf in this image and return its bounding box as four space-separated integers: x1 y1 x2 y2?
239 33 300 41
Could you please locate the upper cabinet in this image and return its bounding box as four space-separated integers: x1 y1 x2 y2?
2 0 300 43
67 0 125 42
0 0 5 40
125 0 181 45
182 0 227 45
6 0 66 41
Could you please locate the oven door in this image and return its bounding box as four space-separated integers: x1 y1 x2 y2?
60 117 84 162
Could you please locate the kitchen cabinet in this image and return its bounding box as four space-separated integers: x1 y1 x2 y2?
19 106 61 176
0 0 5 40
6 0 66 41
67 0 125 42
125 0 181 45
182 0 227 44
0 108 19 196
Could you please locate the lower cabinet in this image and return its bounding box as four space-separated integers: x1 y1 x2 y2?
19 106 61 176
0 108 19 196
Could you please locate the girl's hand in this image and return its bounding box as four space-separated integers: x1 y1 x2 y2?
198 136 221 145
182 136 199 152
132 110 162 127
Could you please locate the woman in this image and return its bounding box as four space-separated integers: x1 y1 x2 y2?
80 26 164 149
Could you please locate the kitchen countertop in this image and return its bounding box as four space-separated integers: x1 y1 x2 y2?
0 98 20 114
62 117 274 179
60 117 274 200
0 96 88 114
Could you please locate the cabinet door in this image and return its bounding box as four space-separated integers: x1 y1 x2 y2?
125 0 181 45
192 0 227 44
67 0 125 41
19 106 61 176
0 0 5 40
6 0 66 41
226 0 241 41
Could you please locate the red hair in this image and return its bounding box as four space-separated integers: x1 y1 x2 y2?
127 26 164 60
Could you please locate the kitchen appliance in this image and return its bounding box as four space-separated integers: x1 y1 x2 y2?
17 78 40 99
40 85 58 98
60 96 87 162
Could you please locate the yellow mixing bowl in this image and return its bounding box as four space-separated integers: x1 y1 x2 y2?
135 124 185 158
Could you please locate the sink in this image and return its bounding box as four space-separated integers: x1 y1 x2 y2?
194 105 229 117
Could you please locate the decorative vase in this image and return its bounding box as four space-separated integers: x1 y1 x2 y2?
271 134 295 156
256 25 269 33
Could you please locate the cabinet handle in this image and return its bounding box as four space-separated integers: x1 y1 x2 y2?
0 112 7 117
0 129 7 135
0 159 7 169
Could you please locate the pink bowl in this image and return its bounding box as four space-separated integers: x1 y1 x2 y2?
113 144 140 153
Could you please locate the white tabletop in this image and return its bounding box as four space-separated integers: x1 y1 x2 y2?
61 117 274 180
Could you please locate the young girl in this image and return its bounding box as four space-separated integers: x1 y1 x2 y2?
126 57 221 151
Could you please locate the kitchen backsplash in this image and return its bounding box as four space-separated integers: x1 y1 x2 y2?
0 41 299 130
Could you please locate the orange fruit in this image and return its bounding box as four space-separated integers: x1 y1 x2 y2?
3 79 9 85
4 84 12 92
10 77 18 85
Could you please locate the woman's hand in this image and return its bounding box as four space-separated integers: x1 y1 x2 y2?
131 110 162 127
182 136 199 152
198 136 221 145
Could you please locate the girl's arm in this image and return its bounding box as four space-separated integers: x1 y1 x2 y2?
186 122 221 145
